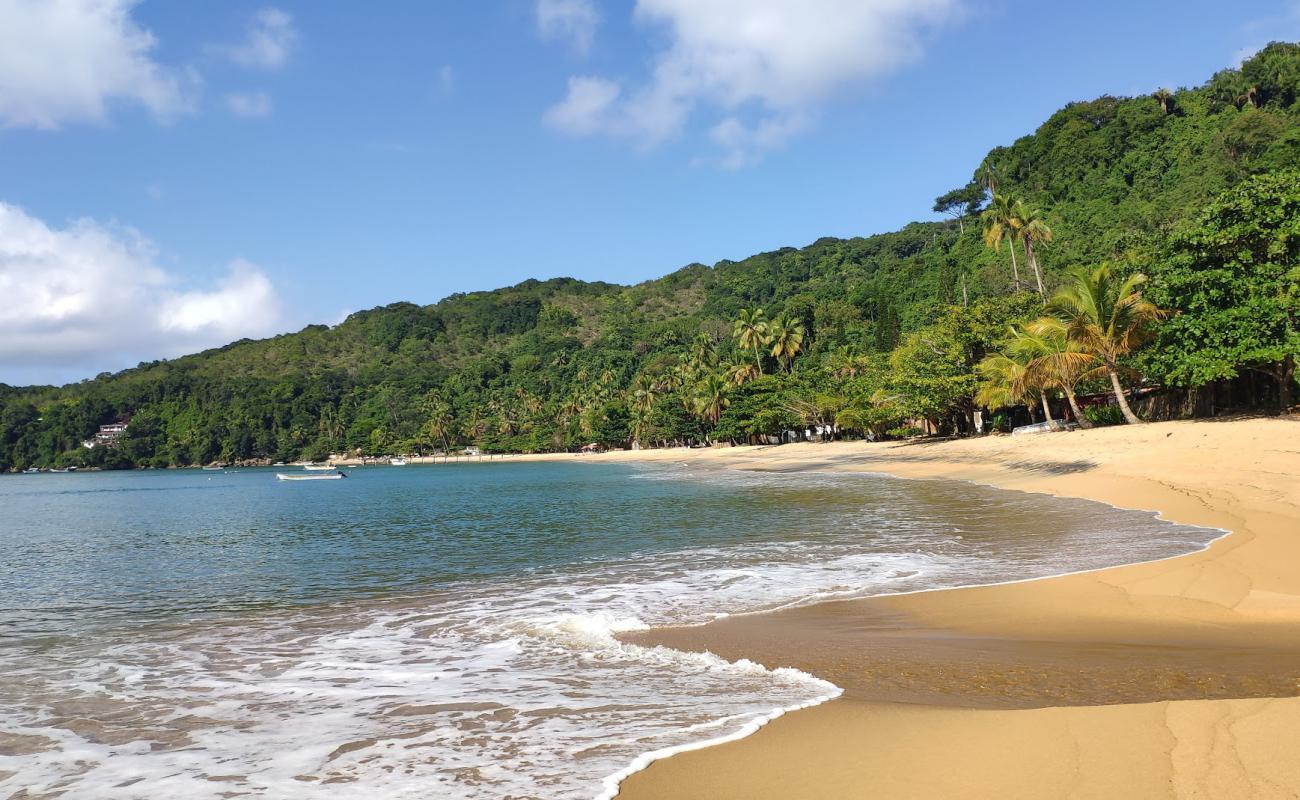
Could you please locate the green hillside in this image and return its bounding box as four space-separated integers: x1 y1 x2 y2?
4 43 1299 469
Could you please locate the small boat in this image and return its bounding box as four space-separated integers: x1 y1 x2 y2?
23 467 40 474
50 468 70 473
389 457 407 466
303 464 336 471
277 472 346 481
202 465 224 471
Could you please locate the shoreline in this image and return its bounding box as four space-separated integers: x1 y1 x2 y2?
551 418 1300 798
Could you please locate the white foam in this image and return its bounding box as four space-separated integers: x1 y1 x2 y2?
594 680 843 800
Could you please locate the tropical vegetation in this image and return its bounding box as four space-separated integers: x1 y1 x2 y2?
4 44 1300 470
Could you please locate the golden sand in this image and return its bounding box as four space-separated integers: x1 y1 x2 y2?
528 418 1300 799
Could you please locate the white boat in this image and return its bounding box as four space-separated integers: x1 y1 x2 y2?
23 467 40 474
389 457 407 466
277 472 346 481
202 465 224 471
303 464 336 471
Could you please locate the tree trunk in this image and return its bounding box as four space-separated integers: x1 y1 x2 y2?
1008 237 1021 290
1040 392 1053 425
1107 365 1143 424
753 343 763 375
1062 385 1093 429
1025 239 1046 299
1278 355 1295 411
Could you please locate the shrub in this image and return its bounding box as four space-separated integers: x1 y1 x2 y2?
1082 404 1126 426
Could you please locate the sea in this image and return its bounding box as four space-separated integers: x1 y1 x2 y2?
0 460 1222 798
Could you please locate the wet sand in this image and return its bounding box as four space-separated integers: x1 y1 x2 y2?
527 417 1300 798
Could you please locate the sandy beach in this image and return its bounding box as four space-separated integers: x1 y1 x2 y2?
535 417 1300 798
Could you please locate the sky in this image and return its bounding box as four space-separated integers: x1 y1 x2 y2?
1 0 1297 386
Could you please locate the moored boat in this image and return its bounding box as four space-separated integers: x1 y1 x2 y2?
389 457 407 466
303 464 336 471
276 472 346 481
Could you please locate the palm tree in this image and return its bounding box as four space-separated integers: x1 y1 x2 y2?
977 159 999 195
690 332 718 372
420 393 455 453
463 408 487 443
1014 324 1095 428
827 346 871 379
630 408 652 448
1041 265 1165 425
692 373 730 439
1153 87 1174 115
1238 83 1261 109
732 308 770 374
725 361 760 387
767 314 806 373
629 373 657 415
1012 201 1052 299
976 349 1051 423
981 193 1022 291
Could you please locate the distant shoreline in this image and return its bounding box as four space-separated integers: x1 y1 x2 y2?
572 417 1300 799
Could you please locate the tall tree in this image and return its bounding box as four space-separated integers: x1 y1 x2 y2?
1012 200 1052 299
689 332 718 372
725 361 761 387
827 346 872 379
976 348 1047 422
1016 323 1095 427
767 314 806 373
932 183 986 234
629 373 657 415
1145 170 1300 409
981 193 1023 291
419 392 455 453
1153 87 1174 115
732 308 770 374
1041 265 1165 424
692 373 730 435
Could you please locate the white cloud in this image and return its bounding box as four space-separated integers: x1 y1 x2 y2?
158 259 276 336
436 64 455 97
0 0 193 129
225 7 297 70
225 90 272 118
544 0 959 165
708 112 808 170
537 0 599 54
0 202 284 384
542 76 622 135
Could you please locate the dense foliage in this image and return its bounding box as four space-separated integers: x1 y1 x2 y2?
4 44 1300 470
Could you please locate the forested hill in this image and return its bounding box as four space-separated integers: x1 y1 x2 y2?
5 43 1300 469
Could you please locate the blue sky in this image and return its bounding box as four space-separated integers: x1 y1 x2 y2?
1 0 1296 385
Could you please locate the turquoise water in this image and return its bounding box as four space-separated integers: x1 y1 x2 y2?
0 461 1219 798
